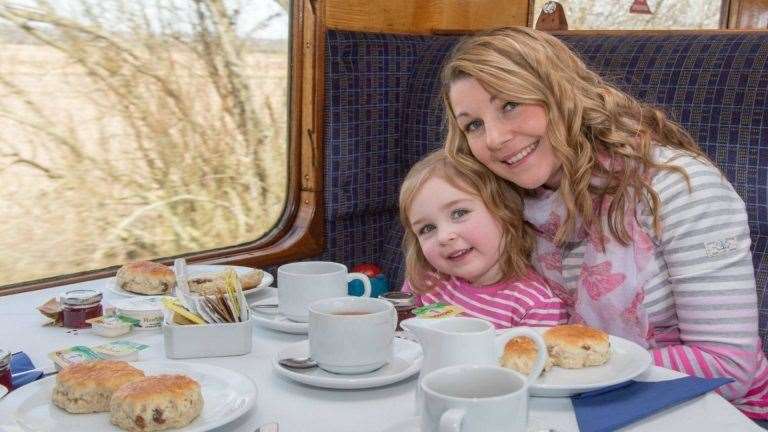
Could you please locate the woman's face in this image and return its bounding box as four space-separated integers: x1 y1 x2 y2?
448 77 562 190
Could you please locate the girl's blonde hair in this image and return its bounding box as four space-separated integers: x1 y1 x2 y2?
399 149 533 294
441 27 709 245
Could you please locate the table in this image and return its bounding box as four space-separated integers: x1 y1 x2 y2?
0 277 762 432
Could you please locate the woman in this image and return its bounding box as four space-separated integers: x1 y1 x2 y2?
441 26 768 418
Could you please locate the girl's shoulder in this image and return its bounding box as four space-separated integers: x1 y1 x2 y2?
499 268 560 298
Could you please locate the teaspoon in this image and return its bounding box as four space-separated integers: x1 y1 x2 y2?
251 303 278 309
278 356 318 369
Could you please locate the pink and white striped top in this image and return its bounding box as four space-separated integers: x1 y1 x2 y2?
402 269 568 329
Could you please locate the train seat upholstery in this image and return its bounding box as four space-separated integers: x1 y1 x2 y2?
318 30 768 352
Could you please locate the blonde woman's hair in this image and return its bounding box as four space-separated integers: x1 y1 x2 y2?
399 149 534 294
441 27 710 246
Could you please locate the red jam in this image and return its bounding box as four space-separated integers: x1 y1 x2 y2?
0 350 11 391
62 290 104 329
380 291 416 330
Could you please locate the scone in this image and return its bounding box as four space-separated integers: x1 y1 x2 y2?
187 273 226 295
544 324 610 368
239 269 264 289
500 336 553 376
116 261 176 295
188 269 264 295
110 374 203 432
52 360 145 413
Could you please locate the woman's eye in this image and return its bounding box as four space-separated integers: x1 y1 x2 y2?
503 101 518 112
418 224 435 235
451 208 469 219
465 119 482 133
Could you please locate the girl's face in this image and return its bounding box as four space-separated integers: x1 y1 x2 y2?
408 176 504 285
448 77 562 190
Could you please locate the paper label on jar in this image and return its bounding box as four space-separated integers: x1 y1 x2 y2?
412 303 464 319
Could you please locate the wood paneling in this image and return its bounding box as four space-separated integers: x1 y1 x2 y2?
326 0 530 34
727 0 768 28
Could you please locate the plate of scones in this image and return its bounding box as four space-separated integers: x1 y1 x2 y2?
499 324 652 397
2 360 257 431
109 261 272 298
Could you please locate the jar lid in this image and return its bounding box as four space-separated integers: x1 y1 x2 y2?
0 349 10 368
62 289 103 306
380 291 416 307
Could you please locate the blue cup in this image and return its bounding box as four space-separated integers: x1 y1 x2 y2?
349 274 389 298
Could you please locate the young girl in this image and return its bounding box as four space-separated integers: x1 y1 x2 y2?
440 26 768 417
399 149 568 329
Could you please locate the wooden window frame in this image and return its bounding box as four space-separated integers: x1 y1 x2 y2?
2 0 326 296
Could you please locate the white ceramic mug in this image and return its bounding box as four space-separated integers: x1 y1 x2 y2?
420 364 534 432
277 261 372 322
308 296 396 374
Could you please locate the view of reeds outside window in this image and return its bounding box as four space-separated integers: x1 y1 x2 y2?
0 0 289 287
533 0 722 29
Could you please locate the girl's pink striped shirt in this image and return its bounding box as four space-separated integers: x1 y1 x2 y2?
402 270 568 329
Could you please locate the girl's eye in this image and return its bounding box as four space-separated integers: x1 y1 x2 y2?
451 208 469 220
418 224 436 235
503 101 518 112
465 119 482 133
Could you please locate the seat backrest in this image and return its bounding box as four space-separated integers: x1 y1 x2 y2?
322 30 768 351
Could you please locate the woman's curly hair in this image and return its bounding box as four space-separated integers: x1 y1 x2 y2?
441 26 710 245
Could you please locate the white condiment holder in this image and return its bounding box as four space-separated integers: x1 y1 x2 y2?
163 258 253 359
163 315 254 359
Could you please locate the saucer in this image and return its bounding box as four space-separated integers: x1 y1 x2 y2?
250 296 308 334
273 338 422 389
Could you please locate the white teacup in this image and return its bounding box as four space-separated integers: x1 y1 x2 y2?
420 365 533 432
277 261 372 323
308 296 396 374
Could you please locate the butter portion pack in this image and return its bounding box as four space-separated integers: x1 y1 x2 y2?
49 340 148 369
412 303 464 319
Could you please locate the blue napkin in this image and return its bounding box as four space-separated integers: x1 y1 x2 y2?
571 376 733 432
10 352 43 389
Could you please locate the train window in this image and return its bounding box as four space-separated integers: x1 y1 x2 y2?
532 0 725 30
0 0 307 289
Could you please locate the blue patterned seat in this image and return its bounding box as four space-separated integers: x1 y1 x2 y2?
319 30 768 353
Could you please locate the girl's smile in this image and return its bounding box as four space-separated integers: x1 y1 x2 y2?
408 176 504 285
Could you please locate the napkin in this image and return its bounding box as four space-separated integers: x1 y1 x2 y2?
11 352 43 389
571 376 733 432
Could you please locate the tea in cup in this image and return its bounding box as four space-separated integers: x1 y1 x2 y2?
420 364 532 432
308 296 396 374
277 261 372 323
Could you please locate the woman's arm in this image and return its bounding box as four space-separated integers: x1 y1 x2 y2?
650 152 762 400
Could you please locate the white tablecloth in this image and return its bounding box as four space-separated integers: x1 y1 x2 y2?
0 278 762 432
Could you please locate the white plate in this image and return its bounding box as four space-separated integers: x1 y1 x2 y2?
108 264 273 298
273 338 422 389
528 327 652 397
378 417 549 432
1 361 257 432
249 296 308 335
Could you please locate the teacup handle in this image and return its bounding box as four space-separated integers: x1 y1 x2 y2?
439 408 465 432
496 327 548 384
347 273 372 297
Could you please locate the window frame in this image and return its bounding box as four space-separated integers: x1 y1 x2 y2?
2 0 325 296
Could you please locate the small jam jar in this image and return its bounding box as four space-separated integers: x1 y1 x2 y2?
380 291 416 330
62 289 103 329
0 349 11 391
